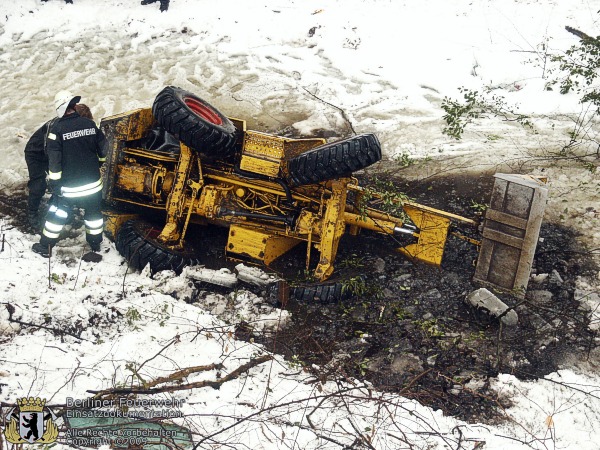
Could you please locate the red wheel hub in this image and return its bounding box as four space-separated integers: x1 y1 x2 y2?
184 97 223 125
145 227 161 240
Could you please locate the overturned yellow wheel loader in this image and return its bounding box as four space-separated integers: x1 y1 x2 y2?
100 86 548 299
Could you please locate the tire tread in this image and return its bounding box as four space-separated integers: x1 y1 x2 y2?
287 134 382 186
152 86 237 156
115 220 199 274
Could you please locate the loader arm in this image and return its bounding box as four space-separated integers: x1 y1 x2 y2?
344 184 479 267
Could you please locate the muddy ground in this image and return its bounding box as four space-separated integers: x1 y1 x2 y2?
256 171 598 423
1 171 597 424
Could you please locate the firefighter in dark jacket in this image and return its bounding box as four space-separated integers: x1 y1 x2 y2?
24 104 94 231
32 91 107 257
24 118 57 229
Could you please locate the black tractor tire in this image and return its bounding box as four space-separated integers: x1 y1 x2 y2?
152 86 237 157
291 279 353 303
116 220 201 274
286 133 382 186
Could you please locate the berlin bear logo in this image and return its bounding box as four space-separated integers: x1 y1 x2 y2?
3 397 58 444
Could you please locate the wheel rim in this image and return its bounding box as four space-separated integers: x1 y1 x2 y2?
184 97 223 125
144 226 161 240
136 222 196 256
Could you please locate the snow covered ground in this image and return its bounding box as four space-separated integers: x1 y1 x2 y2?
1 0 600 449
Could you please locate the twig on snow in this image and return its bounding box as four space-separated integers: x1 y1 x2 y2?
4 303 89 341
48 245 52 289
136 335 180 373
302 87 357 135
193 383 367 448
72 248 86 290
87 355 272 396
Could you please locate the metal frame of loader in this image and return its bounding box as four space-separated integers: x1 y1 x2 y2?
100 100 546 297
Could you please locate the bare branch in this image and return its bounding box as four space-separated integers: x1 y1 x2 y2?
87 355 272 396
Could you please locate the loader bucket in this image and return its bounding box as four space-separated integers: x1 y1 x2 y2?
397 204 452 266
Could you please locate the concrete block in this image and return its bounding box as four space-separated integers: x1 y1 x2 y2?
466 288 518 326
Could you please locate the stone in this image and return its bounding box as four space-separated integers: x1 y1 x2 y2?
324 353 351 372
235 263 278 287
531 273 549 283
465 288 518 326
528 290 553 305
366 356 386 373
372 257 386 273
575 289 600 331
394 274 412 282
425 289 441 299
383 288 395 299
184 267 237 288
449 385 462 395
390 353 423 374
550 269 564 285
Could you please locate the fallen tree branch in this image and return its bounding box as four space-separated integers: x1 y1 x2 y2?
71 248 86 291
145 363 225 389
87 355 272 395
335 380 377 450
